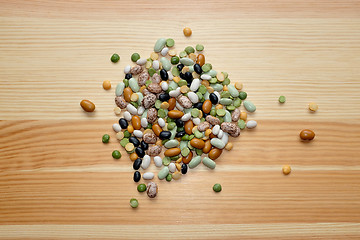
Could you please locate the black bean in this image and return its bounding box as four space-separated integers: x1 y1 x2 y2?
175 119 184 127
135 147 145 158
209 93 219 104
159 131 171 140
129 136 140 147
175 131 186 138
194 64 202 74
194 102 203 110
133 158 142 170
125 73 132 79
158 92 170 102
140 141 148 151
179 72 186 80
184 72 193 82
133 171 141 182
177 64 184 71
119 118 128 129
160 69 168 80
181 163 188 174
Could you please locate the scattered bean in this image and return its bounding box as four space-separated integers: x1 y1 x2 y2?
300 129 315 141
282 165 291 175
308 102 318 112
80 99 95 112
213 183 222 192
183 27 192 37
146 182 158 198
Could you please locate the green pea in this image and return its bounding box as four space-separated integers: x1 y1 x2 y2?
185 46 195 54
170 155 180 161
148 68 156 77
137 184 147 192
155 100 162 109
209 77 218 84
213 183 222 192
102 134 110 143
178 80 188 87
196 44 204 51
239 91 247 100
200 117 205 122
171 56 180 65
112 150 121 159
111 53 120 63
166 38 175 47
279 95 286 103
191 108 199 118
130 198 138 208
131 53 140 62
166 174 173 182
179 51 187 58
195 148 203 156
221 91 230 98
216 109 226 117
181 134 189 141
131 101 138 108
162 156 171 166
222 78 230 85
120 138 129 147
226 105 236 111
123 130 131 138
167 122 176 130
194 130 203 139
210 109 216 116
123 79 129 87
233 98 241 108
172 66 180 76
195 92 203 101
198 85 207 94
202 63 212 72
158 109 167 118
181 147 190 157
189 134 195 140
167 118 174 123
237 119 246 129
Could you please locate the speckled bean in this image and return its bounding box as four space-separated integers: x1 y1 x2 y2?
142 93 157 108
115 96 127 109
147 145 162 156
231 108 241 122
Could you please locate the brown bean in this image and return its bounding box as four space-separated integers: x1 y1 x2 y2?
123 87 133 102
202 100 212 114
138 71 149 86
147 108 158 124
80 99 95 112
168 97 176 110
148 83 162 94
152 73 161 84
197 121 210 132
184 120 194 135
164 148 181 157
208 148 222 160
168 110 184 119
190 138 205 149
152 123 162 136
147 145 162 156
177 95 192 108
142 93 156 108
131 115 141 130
130 65 143 75
300 129 315 141
231 108 241 122
182 151 193 164
196 54 205 66
143 131 157 144
115 96 127 109
202 140 212 154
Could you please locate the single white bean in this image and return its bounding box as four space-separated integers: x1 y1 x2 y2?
190 78 200 92
212 125 220 135
143 172 154 180
123 111 132 121
246 120 257 129
175 101 184 111
141 118 148 128
200 74 211 80
168 163 176 173
133 130 143 138
153 60 160 70
124 65 131 74
126 104 138 115
193 118 201 125
154 156 163 167
141 155 151 169
161 47 169 56
136 58 147 65
218 129 224 138
221 132 229 145
112 123 121 132
181 113 191 122
169 87 181 97
137 106 145 115
161 81 169 91
158 118 166 127
187 92 199 103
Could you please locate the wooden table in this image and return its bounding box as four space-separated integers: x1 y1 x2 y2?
1 1 360 239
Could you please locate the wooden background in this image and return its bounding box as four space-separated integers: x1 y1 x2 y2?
1 0 360 239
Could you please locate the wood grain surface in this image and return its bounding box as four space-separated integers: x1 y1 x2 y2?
1 0 360 239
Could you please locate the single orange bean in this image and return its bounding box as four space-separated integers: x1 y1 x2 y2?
80 99 95 112
208 148 222 160
127 125 134 134
183 27 192 37
182 151 193 164
202 100 212 114
164 148 181 157
196 54 205 66
168 97 176 111
123 87 133 102
130 152 138 161
131 115 141 130
184 120 194 135
300 129 315 141
202 140 212 154
168 110 184 119
152 124 162 136
190 138 205 149
102 80 111 90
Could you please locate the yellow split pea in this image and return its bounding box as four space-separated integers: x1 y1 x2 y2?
282 165 291 175
308 102 318 112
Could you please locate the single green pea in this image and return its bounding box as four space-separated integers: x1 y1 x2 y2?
200 117 206 122
137 184 147 192
181 134 189 141
167 118 174 123
171 56 180 65
198 85 207 94
194 130 203 139
170 155 180 161
239 91 247 100
123 79 129 87
162 157 171 166
158 109 167 118
202 63 212 72
185 46 195 55
196 92 203 100
279 95 286 103
172 66 180 76
120 138 129 148
195 148 203 156
167 122 176 130
222 72 228 79
213 183 222 192
131 53 140 62
179 51 187 58
166 38 175 47
102 134 110 143
130 198 138 208
233 98 241 108
123 130 131 138
155 100 162 109
226 105 236 111
112 150 121 159
191 108 199 118
181 147 190 157
166 174 173 182
221 91 231 98
210 109 216 116
238 119 246 129
111 53 120 63
178 80 188 87
222 78 230 86
148 68 156 77
196 44 204 51
209 77 218 84
218 117 224 124
216 109 226 117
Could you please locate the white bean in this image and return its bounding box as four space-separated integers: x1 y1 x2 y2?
137 106 145 115
192 118 201 125
153 60 160 70
143 172 154 180
221 132 229 145
112 123 121 132
246 120 257 129
133 130 143 138
126 104 138 115
218 129 224 138
141 118 148 128
161 81 169 91
190 78 200 92
161 47 169 56
136 58 147 65
123 111 132 121
175 101 184 111
200 74 211 80
181 113 191 121
141 155 151 169
169 87 181 97
187 92 199 103
124 65 131 74
168 163 176 173
212 125 220 135
158 118 166 127
167 70 173 80
154 156 162 167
